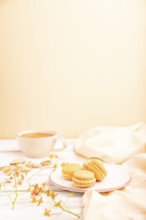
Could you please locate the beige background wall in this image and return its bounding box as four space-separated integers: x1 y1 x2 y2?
0 0 146 138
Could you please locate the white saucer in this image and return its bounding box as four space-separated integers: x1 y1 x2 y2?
49 163 131 193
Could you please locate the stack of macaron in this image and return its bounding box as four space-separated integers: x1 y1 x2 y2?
61 158 107 188
62 163 82 180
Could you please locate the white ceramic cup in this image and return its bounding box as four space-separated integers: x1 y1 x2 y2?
17 130 66 158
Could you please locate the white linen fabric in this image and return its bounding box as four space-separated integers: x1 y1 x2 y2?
75 123 146 220
82 153 146 220
75 123 146 163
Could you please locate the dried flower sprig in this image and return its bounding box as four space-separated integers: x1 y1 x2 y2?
0 158 32 209
29 183 80 218
0 154 81 219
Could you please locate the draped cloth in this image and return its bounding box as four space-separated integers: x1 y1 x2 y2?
74 123 146 220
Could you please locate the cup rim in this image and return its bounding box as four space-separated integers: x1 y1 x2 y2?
17 130 57 138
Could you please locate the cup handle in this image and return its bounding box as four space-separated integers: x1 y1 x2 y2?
52 136 67 151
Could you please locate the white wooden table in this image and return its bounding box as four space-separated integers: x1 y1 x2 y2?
0 140 84 220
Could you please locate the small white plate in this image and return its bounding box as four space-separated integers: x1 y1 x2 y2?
49 163 131 193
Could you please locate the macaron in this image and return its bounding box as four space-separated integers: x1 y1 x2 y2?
83 158 107 181
72 170 96 188
62 163 82 180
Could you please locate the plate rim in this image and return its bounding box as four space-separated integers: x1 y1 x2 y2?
49 164 131 193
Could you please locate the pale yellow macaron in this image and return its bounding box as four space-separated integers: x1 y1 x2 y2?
83 158 107 181
72 170 96 188
62 163 82 180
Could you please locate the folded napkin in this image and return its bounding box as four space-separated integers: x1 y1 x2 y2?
82 153 146 220
75 123 146 163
